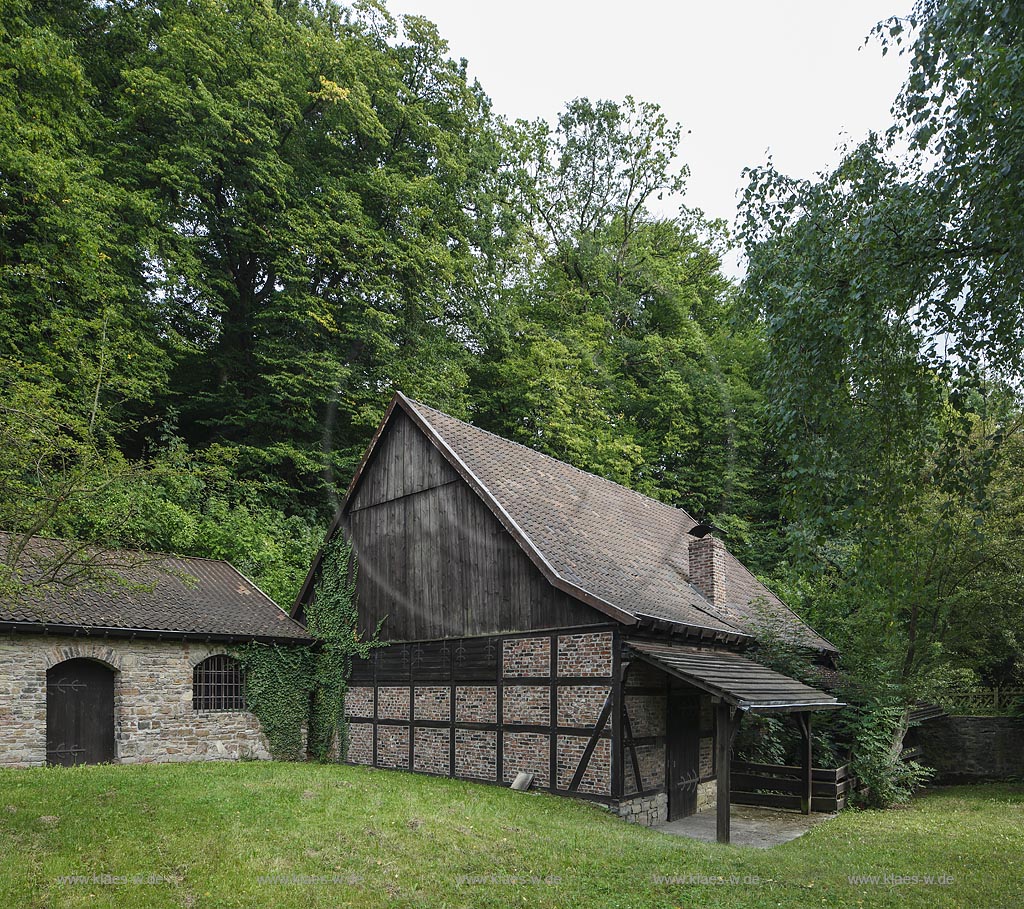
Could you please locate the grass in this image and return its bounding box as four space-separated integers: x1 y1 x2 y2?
0 763 1020 908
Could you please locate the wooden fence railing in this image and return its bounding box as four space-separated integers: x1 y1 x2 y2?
934 688 1024 716
730 761 855 813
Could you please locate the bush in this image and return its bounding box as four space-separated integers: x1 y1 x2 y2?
846 699 932 807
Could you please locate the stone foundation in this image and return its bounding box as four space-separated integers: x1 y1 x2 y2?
696 779 718 812
617 792 668 826
0 634 270 767
615 782 716 827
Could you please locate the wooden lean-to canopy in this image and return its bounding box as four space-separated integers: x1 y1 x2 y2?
628 641 843 713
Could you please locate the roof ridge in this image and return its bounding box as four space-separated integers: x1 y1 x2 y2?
0 530 239 569
404 398 700 527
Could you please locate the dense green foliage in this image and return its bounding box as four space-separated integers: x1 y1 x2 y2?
2 764 1022 908
1 0 776 596
740 0 1024 704
232 641 313 761
303 536 378 761
472 99 778 554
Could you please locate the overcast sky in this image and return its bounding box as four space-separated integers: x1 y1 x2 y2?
390 0 912 262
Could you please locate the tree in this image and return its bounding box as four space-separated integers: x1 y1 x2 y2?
11 0 523 512
880 0 1024 383
474 98 779 564
1 0 524 602
739 0 1024 693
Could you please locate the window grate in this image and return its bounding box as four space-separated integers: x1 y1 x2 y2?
192 654 245 711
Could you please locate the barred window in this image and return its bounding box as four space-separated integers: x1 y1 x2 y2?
192 655 245 711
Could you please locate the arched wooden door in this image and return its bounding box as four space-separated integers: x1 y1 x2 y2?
46 658 116 766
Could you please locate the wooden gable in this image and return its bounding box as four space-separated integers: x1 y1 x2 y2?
343 409 600 641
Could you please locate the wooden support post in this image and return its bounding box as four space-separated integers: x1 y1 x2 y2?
798 712 813 815
716 700 733 844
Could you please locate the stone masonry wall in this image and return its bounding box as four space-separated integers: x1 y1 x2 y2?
455 686 497 723
414 686 450 721
413 727 450 775
0 635 270 767
503 685 550 725
376 724 409 769
915 715 1024 782
557 632 613 676
502 731 550 787
377 687 410 720
346 720 373 765
558 685 609 727
556 735 611 794
696 779 718 813
502 637 550 677
618 792 668 826
455 729 496 780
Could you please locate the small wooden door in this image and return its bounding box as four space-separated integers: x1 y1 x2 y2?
46 659 116 766
666 686 701 820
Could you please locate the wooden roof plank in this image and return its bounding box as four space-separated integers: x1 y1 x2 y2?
628 640 844 713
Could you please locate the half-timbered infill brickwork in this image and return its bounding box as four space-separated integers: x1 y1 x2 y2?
344 629 616 800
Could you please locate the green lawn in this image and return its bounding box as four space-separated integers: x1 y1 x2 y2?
0 763 1020 908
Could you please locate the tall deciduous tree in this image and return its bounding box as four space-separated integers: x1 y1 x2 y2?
474 98 780 564
6 1 520 508
740 0 1024 690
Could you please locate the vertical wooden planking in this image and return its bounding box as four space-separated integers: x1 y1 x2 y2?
343 413 600 641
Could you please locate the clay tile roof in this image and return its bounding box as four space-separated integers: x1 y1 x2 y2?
0 532 312 643
399 396 835 653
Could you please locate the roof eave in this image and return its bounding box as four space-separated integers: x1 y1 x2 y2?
0 620 313 646
739 701 847 713
632 612 751 645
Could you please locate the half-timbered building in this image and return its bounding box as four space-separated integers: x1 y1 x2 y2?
293 392 843 841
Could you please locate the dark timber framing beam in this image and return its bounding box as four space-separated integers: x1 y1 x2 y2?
715 700 741 844
611 630 624 799
797 712 813 815
568 696 612 792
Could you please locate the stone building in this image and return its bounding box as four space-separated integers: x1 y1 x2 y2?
0 534 311 767
293 393 844 841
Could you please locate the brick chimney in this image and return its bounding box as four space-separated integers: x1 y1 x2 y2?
688 534 728 606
